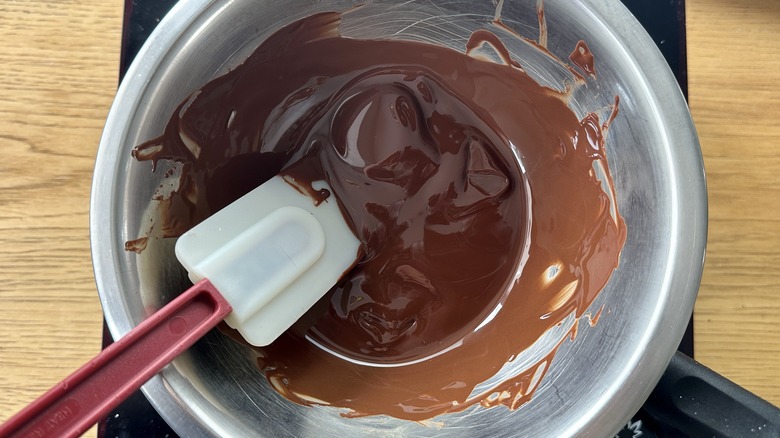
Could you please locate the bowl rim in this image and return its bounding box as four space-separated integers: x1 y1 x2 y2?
90 0 707 436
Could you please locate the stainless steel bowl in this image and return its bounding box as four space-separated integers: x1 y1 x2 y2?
91 0 706 436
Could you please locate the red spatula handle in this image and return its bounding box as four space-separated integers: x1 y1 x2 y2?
0 279 231 438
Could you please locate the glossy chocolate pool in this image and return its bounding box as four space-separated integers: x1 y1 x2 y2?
130 11 626 420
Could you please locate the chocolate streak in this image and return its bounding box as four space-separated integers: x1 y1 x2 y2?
132 12 626 421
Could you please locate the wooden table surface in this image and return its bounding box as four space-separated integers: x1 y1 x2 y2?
1 0 778 431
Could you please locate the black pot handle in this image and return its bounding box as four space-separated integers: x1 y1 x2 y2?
643 351 780 437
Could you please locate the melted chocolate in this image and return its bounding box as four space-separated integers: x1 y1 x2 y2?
569 40 597 78
131 11 626 421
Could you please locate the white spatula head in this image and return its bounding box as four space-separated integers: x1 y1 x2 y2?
175 175 361 346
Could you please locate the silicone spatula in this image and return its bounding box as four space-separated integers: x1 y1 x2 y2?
0 176 360 438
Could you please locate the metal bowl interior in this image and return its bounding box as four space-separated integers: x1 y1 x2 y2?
90 0 706 436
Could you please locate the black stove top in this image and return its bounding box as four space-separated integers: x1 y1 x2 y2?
100 2 691 436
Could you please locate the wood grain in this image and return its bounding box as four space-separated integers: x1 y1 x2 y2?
0 0 777 434
0 0 123 428
688 0 780 406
